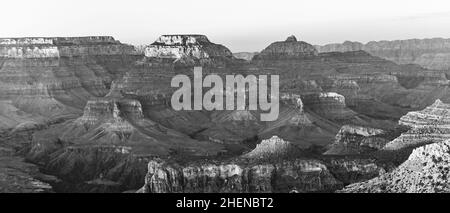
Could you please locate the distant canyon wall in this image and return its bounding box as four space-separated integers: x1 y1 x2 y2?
0 37 137 58
315 38 450 70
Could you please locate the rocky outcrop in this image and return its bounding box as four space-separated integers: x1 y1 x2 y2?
139 158 342 193
384 99 450 150
253 36 318 60
242 136 303 159
301 92 355 119
144 35 232 60
325 158 386 185
341 140 450 193
325 125 388 155
316 38 450 70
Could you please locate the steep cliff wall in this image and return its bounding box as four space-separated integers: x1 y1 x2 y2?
139 158 342 193
301 92 354 119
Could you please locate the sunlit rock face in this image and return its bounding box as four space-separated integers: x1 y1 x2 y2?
138 158 342 193
242 136 303 159
316 38 450 70
253 36 318 60
324 125 388 155
341 140 450 193
144 35 233 60
384 99 450 150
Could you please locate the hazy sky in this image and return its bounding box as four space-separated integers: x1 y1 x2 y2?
2 0 450 52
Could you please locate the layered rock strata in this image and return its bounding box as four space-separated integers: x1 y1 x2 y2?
139 158 342 193
315 38 450 70
384 99 450 150
341 140 450 192
0 36 142 131
301 92 356 120
324 125 388 155
144 35 232 60
242 136 303 159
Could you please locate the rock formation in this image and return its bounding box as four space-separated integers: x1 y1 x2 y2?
139 158 342 193
144 35 232 60
0 36 137 58
341 140 450 192
301 92 352 119
0 36 142 131
324 125 388 155
384 99 450 150
242 136 303 159
316 38 450 70
253 36 318 60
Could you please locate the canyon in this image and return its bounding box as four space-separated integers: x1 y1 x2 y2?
2 34 450 193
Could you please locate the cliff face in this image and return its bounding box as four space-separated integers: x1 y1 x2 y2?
324 125 388 155
139 158 343 193
144 35 232 60
341 140 450 193
301 92 350 119
384 99 450 150
138 135 387 193
316 38 450 70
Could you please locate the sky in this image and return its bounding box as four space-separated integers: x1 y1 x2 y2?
2 0 450 52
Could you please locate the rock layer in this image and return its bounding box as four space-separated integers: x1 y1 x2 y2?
139 158 342 193
341 140 450 193
316 38 450 70
0 36 142 131
242 136 303 159
325 125 388 155
384 99 450 150
144 35 232 60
